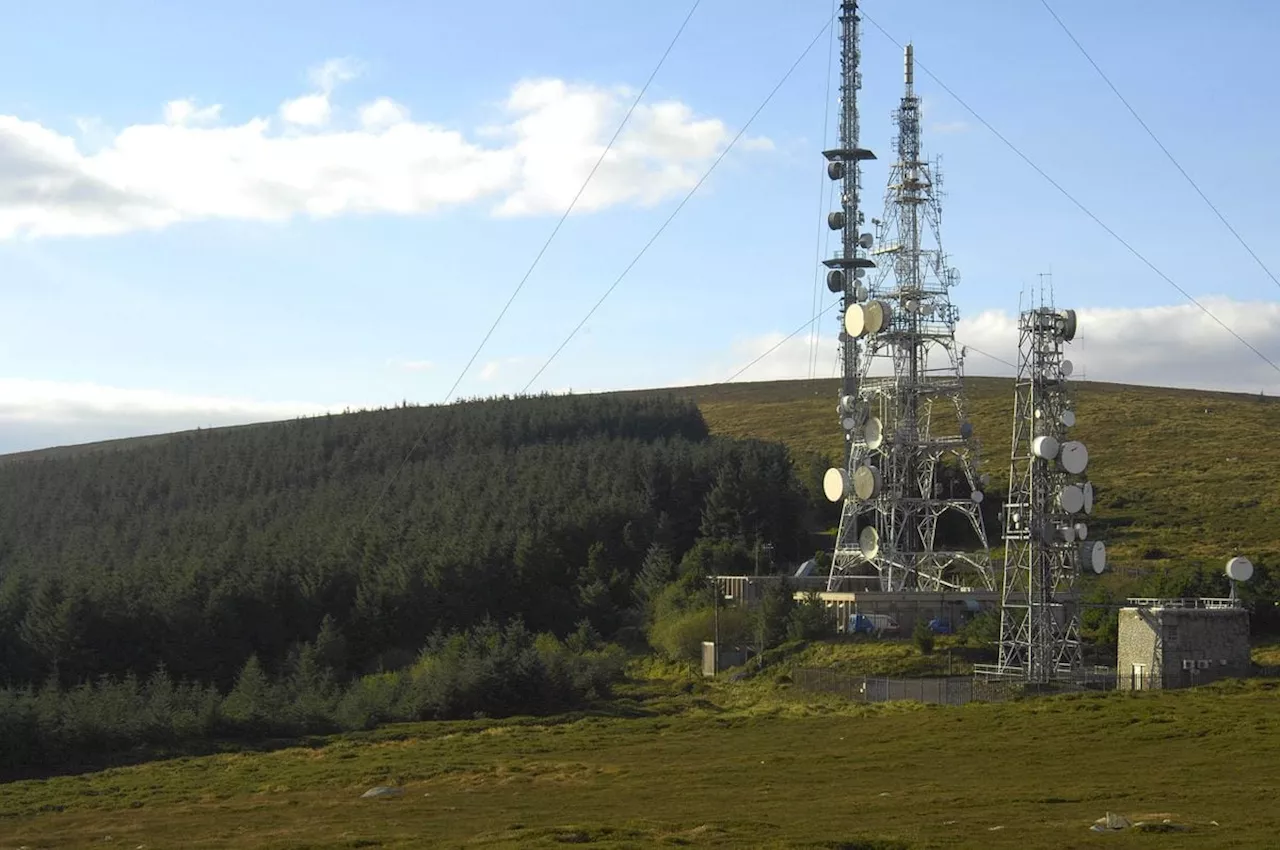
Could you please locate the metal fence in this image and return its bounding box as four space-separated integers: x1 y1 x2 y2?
795 665 1280 706
793 668 1003 706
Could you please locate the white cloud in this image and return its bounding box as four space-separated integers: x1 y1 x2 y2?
0 63 766 240
359 97 410 131
163 99 223 126
309 57 361 93
280 93 332 127
705 297 1280 395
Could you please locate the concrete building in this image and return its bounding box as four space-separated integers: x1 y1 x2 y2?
1117 598 1251 690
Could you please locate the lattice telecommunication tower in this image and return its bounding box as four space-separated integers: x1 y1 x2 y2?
820 33 993 593
995 301 1106 682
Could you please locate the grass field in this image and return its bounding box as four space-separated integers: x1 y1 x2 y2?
2 658 1277 850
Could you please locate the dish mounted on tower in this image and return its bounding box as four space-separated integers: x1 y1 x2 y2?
995 300 1104 682
820 18 993 593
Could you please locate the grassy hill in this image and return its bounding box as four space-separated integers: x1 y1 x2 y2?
649 377 1280 578
2 666 1277 848
3 376 1277 579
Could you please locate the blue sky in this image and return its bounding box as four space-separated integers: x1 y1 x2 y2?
0 0 1277 451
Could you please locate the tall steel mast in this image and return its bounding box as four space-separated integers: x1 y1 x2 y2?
822 36 994 593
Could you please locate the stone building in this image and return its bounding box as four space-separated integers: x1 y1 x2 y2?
1117 600 1251 690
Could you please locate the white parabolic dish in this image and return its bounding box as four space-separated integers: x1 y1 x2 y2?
1226 556 1254 582
864 300 889 334
1083 482 1094 514
844 304 866 337
841 416 856 431
1060 440 1089 474
1074 522 1088 540
823 467 848 503
1061 410 1076 427
864 416 884 449
1058 484 1085 514
1061 359 1074 377
852 465 882 500
859 526 880 558
971 490 984 504
1032 435 1060 460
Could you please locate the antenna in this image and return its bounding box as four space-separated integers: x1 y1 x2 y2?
820 26 993 595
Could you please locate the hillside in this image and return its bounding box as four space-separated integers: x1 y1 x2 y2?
0 393 807 691
3 376 1276 580
651 377 1280 579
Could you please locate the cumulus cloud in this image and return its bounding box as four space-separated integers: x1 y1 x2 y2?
0 62 762 240
708 297 1280 394
0 378 353 454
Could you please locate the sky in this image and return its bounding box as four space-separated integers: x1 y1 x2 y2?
1 0 1278 452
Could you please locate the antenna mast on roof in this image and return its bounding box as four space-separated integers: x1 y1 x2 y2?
821 31 993 593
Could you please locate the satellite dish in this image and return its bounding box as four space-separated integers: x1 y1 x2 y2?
827 161 845 180
960 421 974 439
863 416 884 449
854 267 866 279
1074 522 1088 540
1059 440 1089 474
1088 540 1107 574
823 467 848 502
839 394 856 413
859 232 874 249
1032 435 1060 460
827 269 845 293
905 298 920 314
1059 524 1076 544
1058 484 1085 514
859 526 880 558
852 465 882 500
854 284 869 302
971 490 984 504
1082 482 1094 514
1061 359 1074 377
1226 556 1254 582
844 304 867 337
828 211 846 230
864 300 890 334
1060 309 1078 342
841 416 857 431
1034 408 1043 420
1060 410 1076 427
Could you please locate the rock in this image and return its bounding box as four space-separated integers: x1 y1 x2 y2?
361 786 405 799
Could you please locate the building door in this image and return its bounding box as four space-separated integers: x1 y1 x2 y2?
1132 663 1146 690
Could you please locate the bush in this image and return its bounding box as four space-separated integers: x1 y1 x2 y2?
650 606 751 662
958 610 1000 648
912 620 935 655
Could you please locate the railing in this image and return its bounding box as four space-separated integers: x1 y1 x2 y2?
1124 597 1242 609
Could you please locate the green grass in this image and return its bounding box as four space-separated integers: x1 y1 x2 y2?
3 666 1278 849
650 377 1280 575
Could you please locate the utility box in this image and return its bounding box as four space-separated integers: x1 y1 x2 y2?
1117 602 1250 690
701 641 746 677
